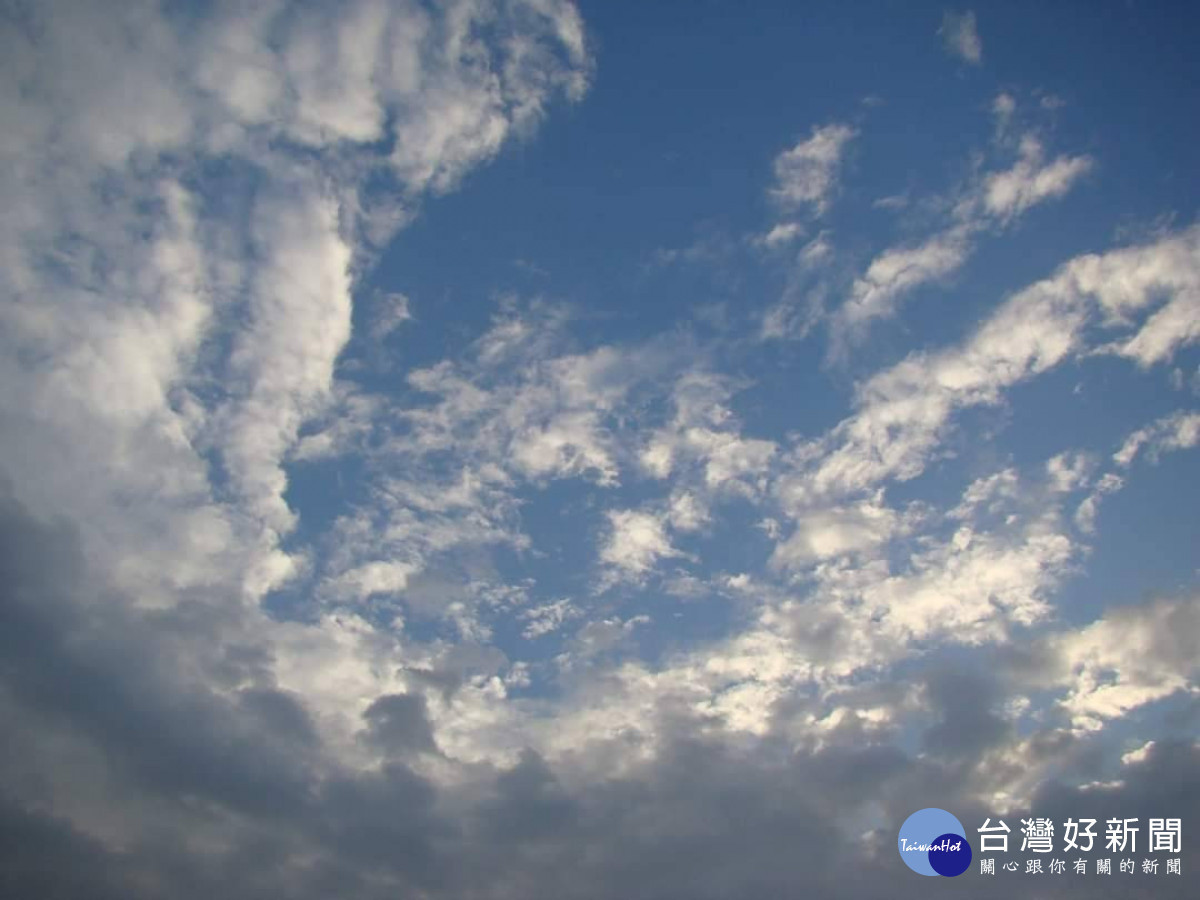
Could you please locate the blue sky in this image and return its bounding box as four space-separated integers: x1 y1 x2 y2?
1 2 1198 898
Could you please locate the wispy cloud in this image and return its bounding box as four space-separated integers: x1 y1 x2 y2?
940 9 983 65
770 122 857 216
983 135 1095 221
789 226 1200 503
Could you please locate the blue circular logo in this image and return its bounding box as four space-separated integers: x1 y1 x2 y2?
897 808 972 877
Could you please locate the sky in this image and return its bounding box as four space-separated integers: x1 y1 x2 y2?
0 1 1198 897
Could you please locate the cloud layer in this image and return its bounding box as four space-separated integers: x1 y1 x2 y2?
1 3 1198 899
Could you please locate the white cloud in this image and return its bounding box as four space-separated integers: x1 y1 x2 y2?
400 320 678 488
521 599 582 639
838 226 973 332
370 291 413 341
811 507 1074 654
950 468 1020 518
798 232 835 268
546 465 1081 748
873 193 910 211
770 123 856 215
939 10 983 65
292 386 384 462
829 134 1093 345
0 0 593 607
3 6 1199 895
1073 471 1123 534
983 136 1094 222
769 496 909 568
1045 451 1094 493
1113 409 1200 467
1053 596 1200 732
639 370 776 494
790 226 1200 503
329 560 419 601
1100 291 1200 367
318 465 529 610
219 186 355 534
283 0 393 145
510 407 622 485
563 614 651 664
758 233 836 341
600 509 681 579
1121 740 1156 766
756 221 805 249
667 491 710 532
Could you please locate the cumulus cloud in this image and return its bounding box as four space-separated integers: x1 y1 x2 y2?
600 509 682 581
328 560 420 601
639 370 776 494
769 495 910 567
0 0 592 606
1052 595 1200 732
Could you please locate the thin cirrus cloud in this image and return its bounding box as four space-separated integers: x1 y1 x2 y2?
759 102 1095 349
1 3 1199 899
830 134 1095 347
940 9 984 65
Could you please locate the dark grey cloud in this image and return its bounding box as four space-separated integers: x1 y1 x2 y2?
361 692 438 756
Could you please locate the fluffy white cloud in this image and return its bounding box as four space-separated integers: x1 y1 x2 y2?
770 123 856 215
328 560 420 601
1045 450 1095 493
0 0 593 610
398 315 680 489
639 370 776 494
219 186 355 534
667 491 710 532
769 496 910 568
803 505 1075 665
1101 292 1200 367
600 509 681 580
1053 596 1200 732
